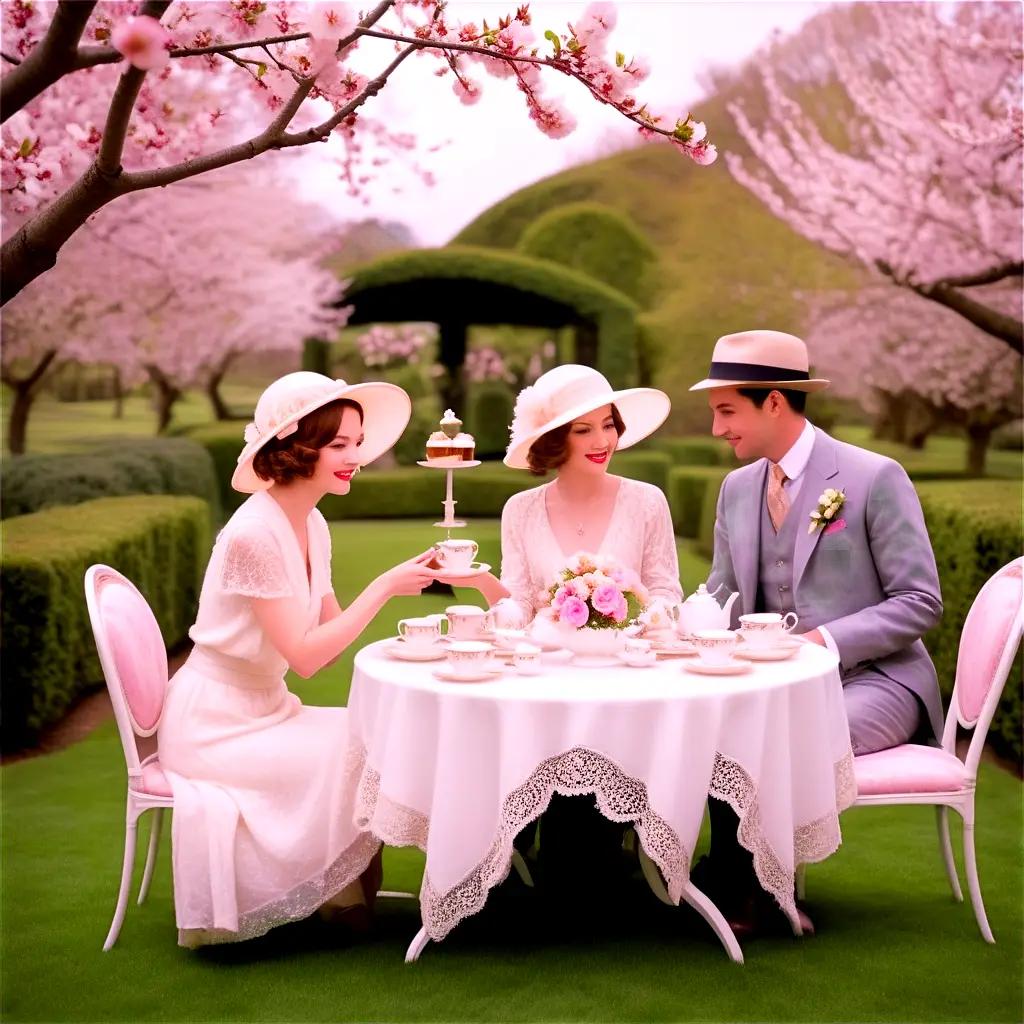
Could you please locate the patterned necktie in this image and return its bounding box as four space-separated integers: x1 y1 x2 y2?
767 462 789 533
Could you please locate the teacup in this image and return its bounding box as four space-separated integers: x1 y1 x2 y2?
738 612 798 649
446 640 494 678
493 627 527 650
623 637 655 666
693 629 739 666
446 604 495 640
512 642 542 675
397 614 447 650
435 539 479 572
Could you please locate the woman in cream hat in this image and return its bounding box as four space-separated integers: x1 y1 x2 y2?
159 372 438 947
439 364 683 888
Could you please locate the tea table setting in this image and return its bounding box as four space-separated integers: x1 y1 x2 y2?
343 575 856 965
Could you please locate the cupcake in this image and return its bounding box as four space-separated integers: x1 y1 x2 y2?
426 410 475 463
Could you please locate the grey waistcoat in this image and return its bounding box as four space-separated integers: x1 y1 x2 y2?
755 487 799 615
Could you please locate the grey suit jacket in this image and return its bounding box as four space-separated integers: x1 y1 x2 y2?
707 427 944 739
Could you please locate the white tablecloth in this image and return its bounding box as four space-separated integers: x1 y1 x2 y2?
346 641 855 941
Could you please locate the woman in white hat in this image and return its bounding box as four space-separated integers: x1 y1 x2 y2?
439 364 683 888
159 372 438 947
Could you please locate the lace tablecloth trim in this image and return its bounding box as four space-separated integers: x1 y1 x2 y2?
355 744 689 942
710 749 854 924
176 830 381 948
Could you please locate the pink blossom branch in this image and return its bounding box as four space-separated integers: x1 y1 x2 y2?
2 52 23 66
0 1 98 121
930 262 1023 290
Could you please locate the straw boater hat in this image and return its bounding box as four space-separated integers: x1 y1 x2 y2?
231 371 411 494
504 364 671 470
689 330 830 393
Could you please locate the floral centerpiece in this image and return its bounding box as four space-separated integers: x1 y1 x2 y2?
532 552 650 665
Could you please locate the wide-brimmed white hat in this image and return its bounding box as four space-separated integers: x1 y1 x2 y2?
232 371 411 493
689 330 830 393
504 364 671 470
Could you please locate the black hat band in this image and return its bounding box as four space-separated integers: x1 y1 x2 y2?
709 361 810 382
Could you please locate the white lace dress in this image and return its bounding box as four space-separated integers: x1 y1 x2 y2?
158 490 378 947
493 476 683 628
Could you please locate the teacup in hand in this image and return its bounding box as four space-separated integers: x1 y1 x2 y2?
623 637 655 666
693 629 739 667
738 612 798 649
446 640 493 679
434 539 479 572
446 604 495 640
398 614 447 650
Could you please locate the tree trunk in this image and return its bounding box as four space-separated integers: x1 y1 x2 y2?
145 365 181 434
205 362 234 420
2 349 58 454
965 423 991 477
112 368 124 419
871 392 909 444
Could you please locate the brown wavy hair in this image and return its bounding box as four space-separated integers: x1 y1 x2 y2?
252 398 364 486
526 403 626 476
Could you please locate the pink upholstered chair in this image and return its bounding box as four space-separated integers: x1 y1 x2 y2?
821 557 1023 943
84 564 175 951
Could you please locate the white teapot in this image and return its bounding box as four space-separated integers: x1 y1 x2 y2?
676 583 739 637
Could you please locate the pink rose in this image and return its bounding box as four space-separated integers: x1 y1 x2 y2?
611 596 628 623
591 583 623 617
552 585 570 608
559 596 590 629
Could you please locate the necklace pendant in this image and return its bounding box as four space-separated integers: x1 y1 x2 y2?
576 524 585 536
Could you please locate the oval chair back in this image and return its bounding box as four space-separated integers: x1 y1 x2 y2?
84 564 168 782
941 557 1024 777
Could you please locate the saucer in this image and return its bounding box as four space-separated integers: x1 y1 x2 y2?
737 644 800 662
618 654 658 669
433 664 502 683
384 639 446 662
685 658 752 676
434 562 491 580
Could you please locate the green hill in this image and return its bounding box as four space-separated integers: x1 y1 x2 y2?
452 90 861 433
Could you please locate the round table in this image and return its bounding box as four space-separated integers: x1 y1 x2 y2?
344 639 856 963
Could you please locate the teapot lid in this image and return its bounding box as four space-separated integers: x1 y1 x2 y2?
685 583 716 604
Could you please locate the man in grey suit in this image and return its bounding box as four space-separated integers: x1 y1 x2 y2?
690 329 943 933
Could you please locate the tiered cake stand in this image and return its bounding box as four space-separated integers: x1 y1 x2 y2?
415 458 481 531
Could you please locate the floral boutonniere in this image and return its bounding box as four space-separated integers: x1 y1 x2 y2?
808 487 846 534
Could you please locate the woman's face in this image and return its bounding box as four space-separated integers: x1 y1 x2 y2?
312 406 364 495
562 404 618 476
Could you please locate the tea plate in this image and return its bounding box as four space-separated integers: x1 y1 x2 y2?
433 664 503 683
736 644 800 662
434 562 491 580
685 659 752 676
618 654 658 669
384 639 447 662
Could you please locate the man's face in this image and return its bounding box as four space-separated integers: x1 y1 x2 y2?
708 387 779 461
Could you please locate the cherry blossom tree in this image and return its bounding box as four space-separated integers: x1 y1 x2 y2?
1 1 716 303
727 2 1022 353
356 323 432 367
1 167 347 451
805 285 1023 475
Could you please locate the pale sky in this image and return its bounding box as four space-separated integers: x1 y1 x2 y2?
292 2 826 244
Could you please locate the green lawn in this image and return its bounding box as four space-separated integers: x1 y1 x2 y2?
3 521 1022 1023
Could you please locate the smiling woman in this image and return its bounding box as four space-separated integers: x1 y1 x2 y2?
154 371 446 949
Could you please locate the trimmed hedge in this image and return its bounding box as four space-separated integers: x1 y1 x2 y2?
1 495 211 748
649 437 725 467
917 481 1023 766
467 381 515 460
343 246 640 388
667 466 728 538
516 202 657 306
613 451 672 494
0 438 221 521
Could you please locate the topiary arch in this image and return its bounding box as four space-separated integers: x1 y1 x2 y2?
337 245 639 414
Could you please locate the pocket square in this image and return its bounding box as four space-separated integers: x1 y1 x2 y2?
824 518 847 536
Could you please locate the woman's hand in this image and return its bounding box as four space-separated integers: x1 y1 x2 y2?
374 549 439 599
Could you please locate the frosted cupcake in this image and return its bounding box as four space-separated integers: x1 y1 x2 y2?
426 409 475 463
